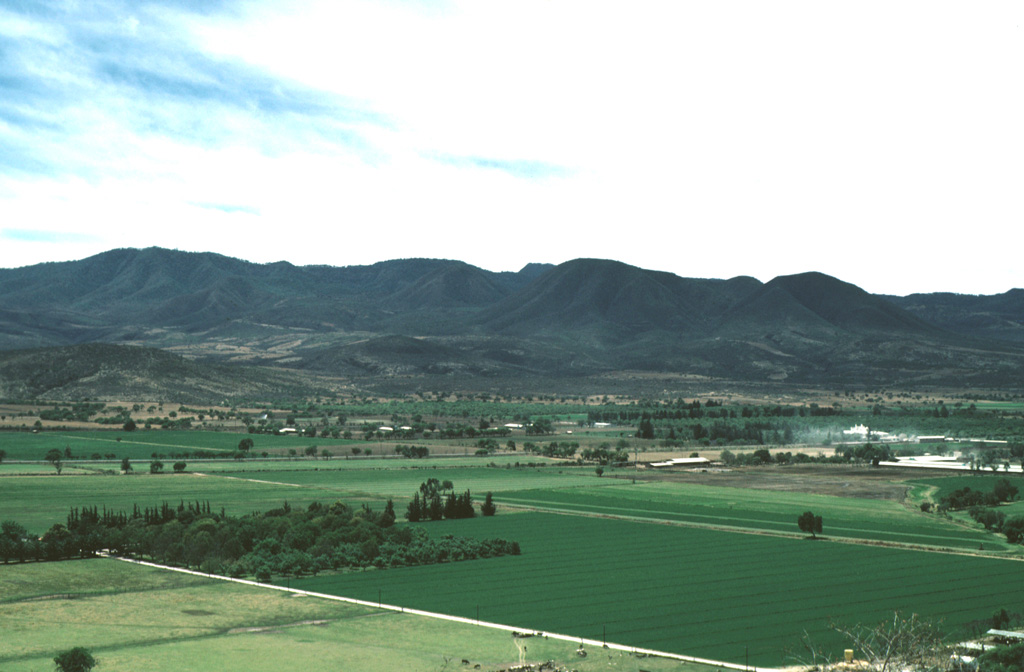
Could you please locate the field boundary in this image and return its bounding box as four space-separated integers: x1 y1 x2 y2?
105 554 782 672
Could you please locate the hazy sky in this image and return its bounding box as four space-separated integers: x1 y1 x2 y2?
1 1 1021 296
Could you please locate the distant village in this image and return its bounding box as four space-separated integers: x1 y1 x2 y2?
647 424 1021 475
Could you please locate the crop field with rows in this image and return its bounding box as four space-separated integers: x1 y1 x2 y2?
498 482 1005 550
293 511 1024 668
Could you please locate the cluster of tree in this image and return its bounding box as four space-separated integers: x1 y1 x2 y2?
395 444 430 458
475 438 500 454
582 398 1024 448
687 421 773 444
836 442 894 465
938 479 1019 511
961 508 1024 544
38 403 106 422
588 401 840 425
925 479 1024 544
636 417 655 439
524 418 554 435
0 498 519 577
436 424 512 440
720 448 774 466
47 446 226 462
966 444 1024 473
125 416 194 430
405 479 487 522
717 444 894 467
579 446 630 465
522 441 577 458
406 491 472 522
969 506 1009 532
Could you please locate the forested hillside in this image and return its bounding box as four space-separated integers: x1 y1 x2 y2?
1 247 1023 396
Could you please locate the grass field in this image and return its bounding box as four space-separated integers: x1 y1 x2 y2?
293 512 1024 668
910 474 1024 501
0 463 605 532
499 481 1007 550
4 458 1024 668
0 427 569 463
230 464 611 499
0 560 706 672
0 473 340 532
0 429 355 460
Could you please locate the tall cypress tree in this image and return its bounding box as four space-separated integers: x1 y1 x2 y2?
406 492 422 522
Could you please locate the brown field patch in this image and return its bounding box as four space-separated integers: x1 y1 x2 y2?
627 464 914 500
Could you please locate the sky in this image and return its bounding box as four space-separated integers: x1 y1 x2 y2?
1 1 1021 296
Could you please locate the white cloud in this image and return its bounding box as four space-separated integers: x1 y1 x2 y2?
0 1 1022 295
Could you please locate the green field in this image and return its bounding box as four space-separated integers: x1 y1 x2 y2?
0 462 601 532
0 473 337 532
227 464 609 498
0 429 356 461
293 512 1024 668
4 458 1024 668
910 474 1024 501
1 560 700 672
499 481 1006 550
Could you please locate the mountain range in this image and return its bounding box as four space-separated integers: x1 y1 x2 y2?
1 247 1022 400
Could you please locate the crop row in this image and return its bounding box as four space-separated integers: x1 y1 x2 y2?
294 513 1024 667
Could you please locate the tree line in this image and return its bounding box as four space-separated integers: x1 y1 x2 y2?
937 479 1019 512
923 478 1024 544
405 479 496 522
0 498 518 580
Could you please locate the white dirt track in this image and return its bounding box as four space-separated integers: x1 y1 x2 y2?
103 552 780 671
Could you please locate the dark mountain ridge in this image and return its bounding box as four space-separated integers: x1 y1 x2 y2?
1 247 1023 397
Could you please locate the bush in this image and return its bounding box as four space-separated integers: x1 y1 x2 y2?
978 642 1024 672
54 647 96 672
1004 517 1024 544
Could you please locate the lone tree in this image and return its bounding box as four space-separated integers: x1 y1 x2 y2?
45 448 64 475
238 437 254 453
481 492 497 516
798 511 823 538
120 457 132 474
54 647 96 672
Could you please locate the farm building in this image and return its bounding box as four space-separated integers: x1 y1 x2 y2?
649 457 711 468
987 628 1024 644
878 454 1024 474
842 424 901 442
